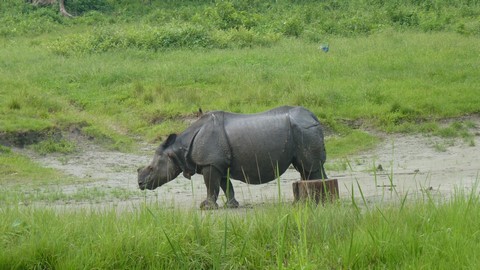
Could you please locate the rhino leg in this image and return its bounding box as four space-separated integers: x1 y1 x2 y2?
295 162 328 180
220 177 239 208
200 166 220 210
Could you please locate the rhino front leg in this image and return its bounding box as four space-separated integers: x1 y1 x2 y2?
295 161 328 180
220 177 239 208
200 166 221 210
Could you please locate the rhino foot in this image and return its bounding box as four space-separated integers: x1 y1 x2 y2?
225 198 240 208
200 199 219 210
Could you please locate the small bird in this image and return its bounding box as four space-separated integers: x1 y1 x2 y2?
320 44 329 53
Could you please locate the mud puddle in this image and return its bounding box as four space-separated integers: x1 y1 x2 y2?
14 117 480 211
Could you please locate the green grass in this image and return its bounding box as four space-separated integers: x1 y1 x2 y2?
0 185 143 205
0 150 67 185
1 186 480 269
2 32 479 143
32 138 76 155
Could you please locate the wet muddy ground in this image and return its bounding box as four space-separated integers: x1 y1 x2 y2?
13 116 480 211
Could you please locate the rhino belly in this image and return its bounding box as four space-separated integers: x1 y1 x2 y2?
228 154 292 184
225 115 294 184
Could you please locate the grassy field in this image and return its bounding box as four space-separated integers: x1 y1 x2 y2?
1 187 480 269
2 31 479 142
1 0 480 268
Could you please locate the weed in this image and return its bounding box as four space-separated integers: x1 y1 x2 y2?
0 145 11 154
433 142 448 152
32 139 76 155
7 99 21 110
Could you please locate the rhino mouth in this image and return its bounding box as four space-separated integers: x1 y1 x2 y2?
138 174 152 190
138 175 159 190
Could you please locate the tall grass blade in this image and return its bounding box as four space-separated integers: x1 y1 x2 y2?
349 182 360 214
223 168 231 257
347 227 356 268
276 161 282 205
145 207 185 264
276 214 290 270
400 190 409 212
465 175 479 215
356 180 369 212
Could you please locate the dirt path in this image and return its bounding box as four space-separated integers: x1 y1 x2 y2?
27 117 480 210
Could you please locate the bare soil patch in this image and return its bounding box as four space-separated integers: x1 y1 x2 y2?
18 116 480 210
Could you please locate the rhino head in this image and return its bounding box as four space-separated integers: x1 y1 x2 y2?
138 134 182 190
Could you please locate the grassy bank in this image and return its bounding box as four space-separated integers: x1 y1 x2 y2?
1 187 480 269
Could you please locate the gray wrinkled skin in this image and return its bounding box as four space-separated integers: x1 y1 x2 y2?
138 106 327 209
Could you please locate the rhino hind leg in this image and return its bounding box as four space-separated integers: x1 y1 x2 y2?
220 176 239 208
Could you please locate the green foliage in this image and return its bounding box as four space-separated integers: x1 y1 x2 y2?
0 151 65 183
0 185 142 205
32 139 76 155
1 189 480 268
49 23 280 55
282 16 304 37
207 0 260 30
2 0 480 38
0 145 11 154
67 0 113 15
0 1 63 37
326 131 379 159
435 121 476 144
2 29 480 152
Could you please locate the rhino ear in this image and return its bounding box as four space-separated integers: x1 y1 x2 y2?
162 134 177 148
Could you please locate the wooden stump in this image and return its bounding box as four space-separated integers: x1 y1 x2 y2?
292 179 339 205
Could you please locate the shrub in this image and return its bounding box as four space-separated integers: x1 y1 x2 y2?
211 27 280 49
207 0 259 30
282 16 304 37
49 22 281 55
66 0 113 15
0 145 12 154
388 8 420 27
32 139 76 155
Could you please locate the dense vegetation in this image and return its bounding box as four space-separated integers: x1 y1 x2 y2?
2 189 480 269
2 0 480 40
1 1 479 267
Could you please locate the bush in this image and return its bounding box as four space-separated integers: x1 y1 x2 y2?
0 2 63 36
3 0 480 39
49 23 281 55
211 27 280 49
66 0 113 15
282 16 304 37
206 1 260 30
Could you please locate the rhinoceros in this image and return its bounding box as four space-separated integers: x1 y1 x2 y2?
138 106 327 209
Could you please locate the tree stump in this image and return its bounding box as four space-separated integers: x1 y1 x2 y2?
292 179 339 205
